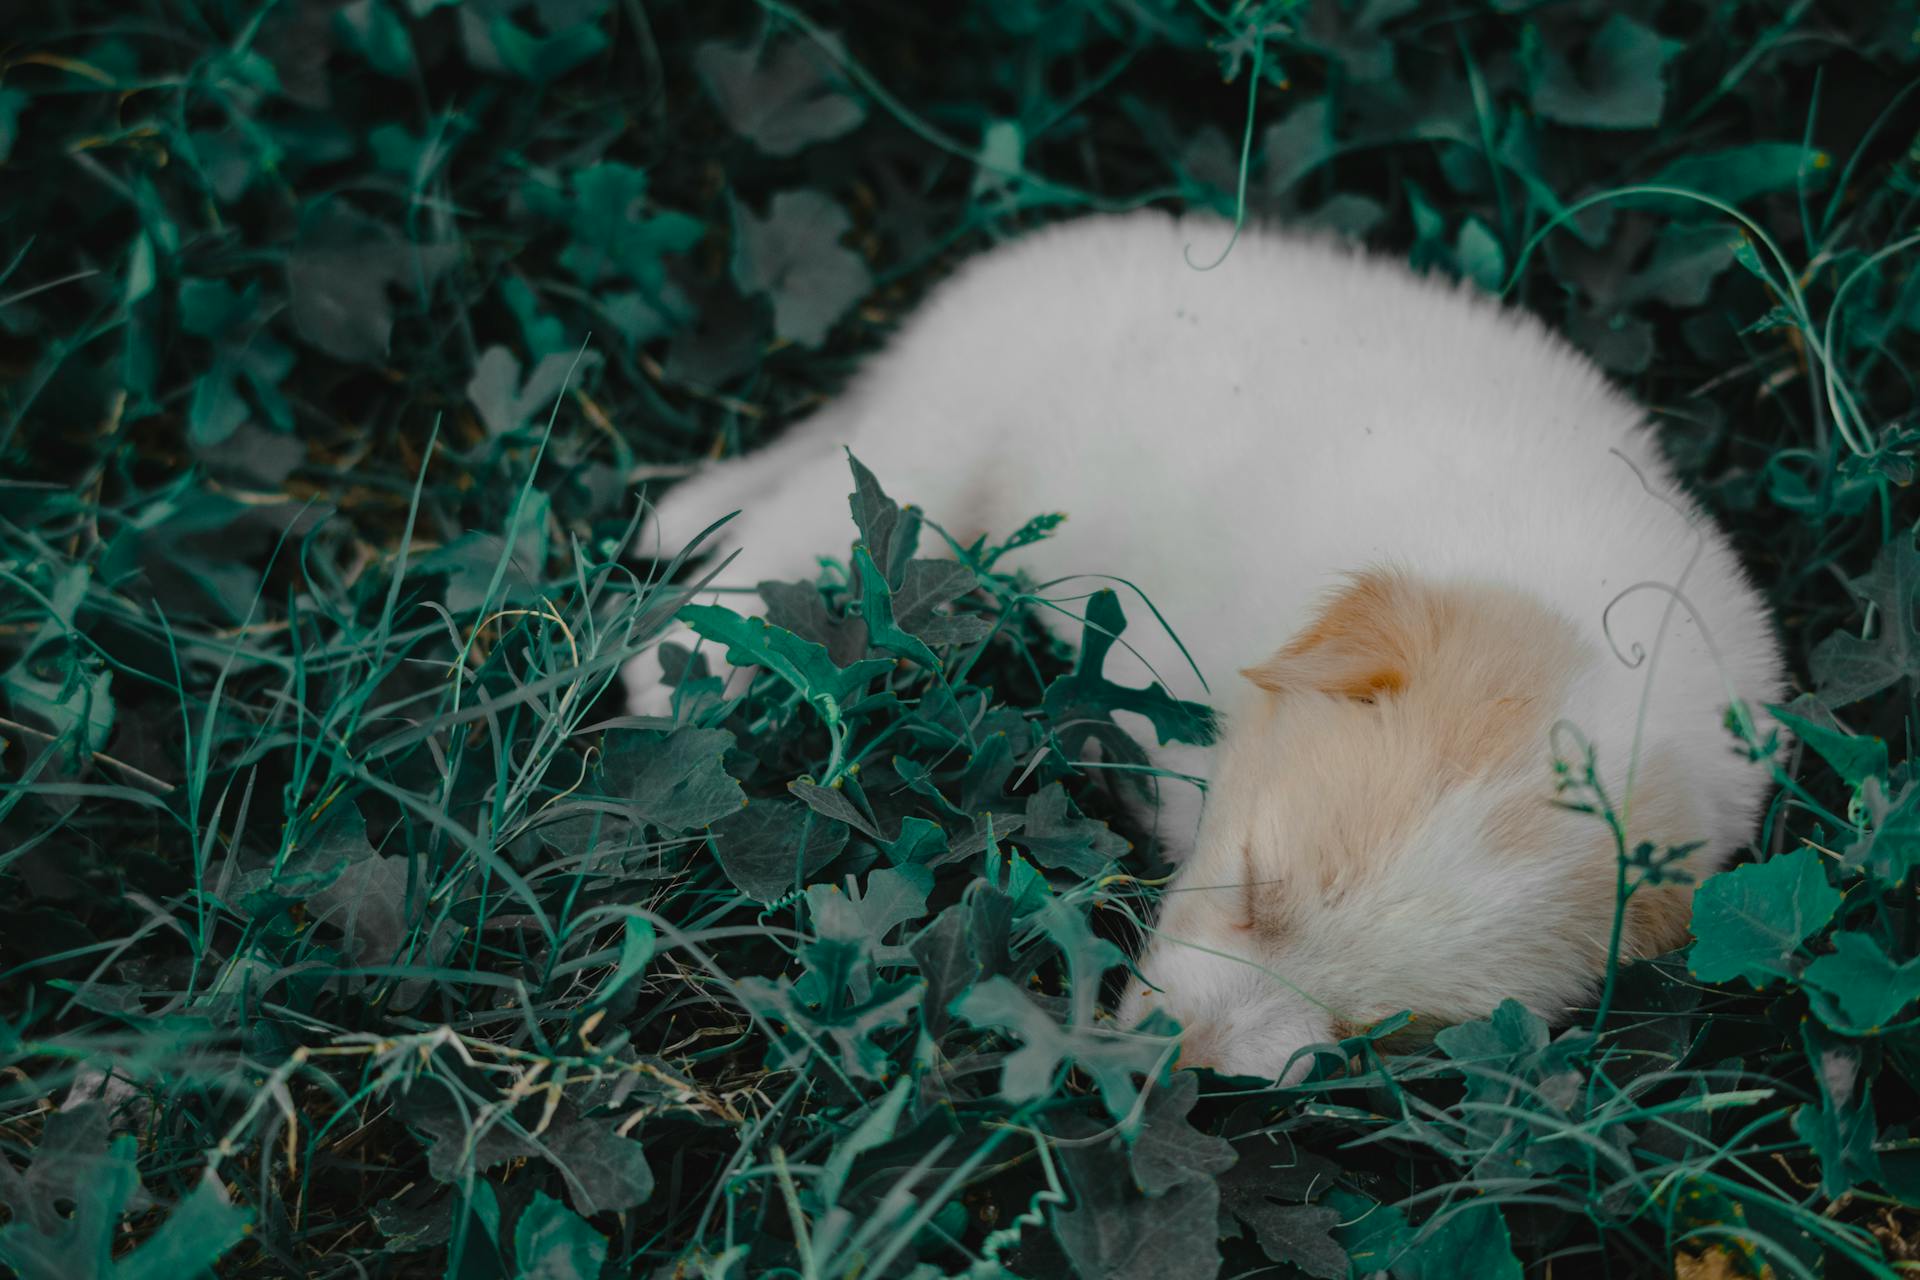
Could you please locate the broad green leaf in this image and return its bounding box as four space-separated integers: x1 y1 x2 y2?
1054 1140 1221 1280
285 198 456 363
115 1174 252 1280
1262 97 1334 198
601 726 746 832
708 798 849 901
695 35 866 156
814 1078 911 1207
1649 143 1832 207
1846 778 1920 885
1218 1151 1350 1278
1397 1200 1524 1280
543 1114 653 1215
732 190 872 347
1688 849 1841 987
513 1191 609 1280
1802 931 1920 1029
1454 216 1505 291
1527 15 1682 130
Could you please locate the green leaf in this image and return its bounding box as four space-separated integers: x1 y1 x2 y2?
731 189 872 348
543 1113 653 1215
555 162 703 291
1042 589 1217 762
466 345 595 436
334 0 414 77
285 198 456 364
489 14 609 84
0 1107 146 1280
0 87 27 164
591 916 657 1009
1803 931 1920 1030
695 35 866 156
513 1191 608 1280
601 726 746 832
1527 14 1683 130
846 454 920 583
678 604 893 726
852 545 939 668
1130 1072 1236 1196
1262 97 1335 198
1454 217 1506 291
115 1174 252 1280
1649 143 1832 207
1810 534 1920 707
708 798 849 901
1218 1152 1349 1279
1053 1144 1221 1280
1397 1201 1524 1280
1014 782 1129 878
1792 1024 1881 1197
1688 849 1842 987
1846 779 1920 886
1769 704 1887 788
952 977 1172 1122
814 1078 911 1207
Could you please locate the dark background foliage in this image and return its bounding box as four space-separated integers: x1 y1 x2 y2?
2 0 1919 1276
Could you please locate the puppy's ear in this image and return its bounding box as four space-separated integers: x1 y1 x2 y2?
1241 570 1427 699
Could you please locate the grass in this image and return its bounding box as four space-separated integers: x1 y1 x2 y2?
1 0 1918 1276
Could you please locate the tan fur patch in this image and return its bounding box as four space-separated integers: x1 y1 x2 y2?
1232 571 1590 935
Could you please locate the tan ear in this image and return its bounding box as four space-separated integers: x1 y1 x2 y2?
1241 570 1424 699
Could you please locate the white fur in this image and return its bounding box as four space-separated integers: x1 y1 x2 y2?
626 212 1784 1081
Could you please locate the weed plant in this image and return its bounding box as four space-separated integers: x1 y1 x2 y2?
1 1 1918 1277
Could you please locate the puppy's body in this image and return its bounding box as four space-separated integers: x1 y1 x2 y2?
630 211 1783 1079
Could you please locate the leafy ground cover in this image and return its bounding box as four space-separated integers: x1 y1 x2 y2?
2 0 1919 1276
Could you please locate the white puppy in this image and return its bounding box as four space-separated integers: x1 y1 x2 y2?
625 211 1784 1081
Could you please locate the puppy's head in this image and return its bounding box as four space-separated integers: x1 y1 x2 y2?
1118 570 1703 1082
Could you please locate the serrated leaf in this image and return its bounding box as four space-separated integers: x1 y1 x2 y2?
731 189 871 348
1688 849 1841 987
1042 589 1216 762
601 726 746 832
695 35 866 156
952 977 1171 1122
847 454 920 583
514 1192 608 1280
